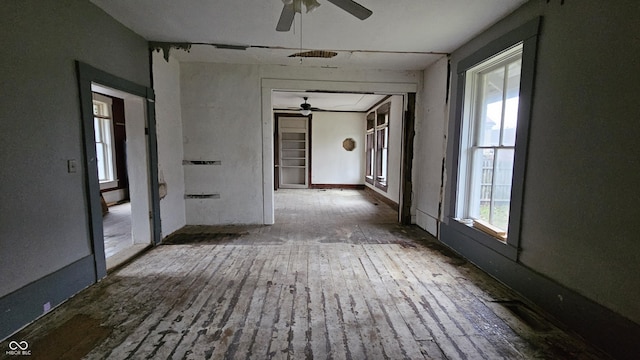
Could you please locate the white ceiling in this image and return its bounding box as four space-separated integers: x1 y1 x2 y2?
91 0 528 71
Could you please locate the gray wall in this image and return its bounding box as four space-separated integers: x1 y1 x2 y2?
0 0 150 298
432 0 640 325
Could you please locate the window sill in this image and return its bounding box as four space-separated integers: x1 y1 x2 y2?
99 180 118 191
374 181 388 192
365 176 374 185
447 218 518 260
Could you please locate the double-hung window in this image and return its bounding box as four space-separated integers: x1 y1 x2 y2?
458 44 522 236
446 18 540 258
366 112 375 183
365 102 390 191
92 93 117 188
375 103 390 190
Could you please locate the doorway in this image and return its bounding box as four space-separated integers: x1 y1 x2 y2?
76 61 160 280
261 80 417 225
91 84 152 270
275 114 310 189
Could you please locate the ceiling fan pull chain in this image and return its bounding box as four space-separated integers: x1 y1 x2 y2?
299 8 304 64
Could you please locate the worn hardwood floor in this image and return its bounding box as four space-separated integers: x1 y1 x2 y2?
1 190 609 359
103 202 133 259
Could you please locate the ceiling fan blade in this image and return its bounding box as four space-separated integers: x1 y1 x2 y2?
276 4 296 32
326 0 372 20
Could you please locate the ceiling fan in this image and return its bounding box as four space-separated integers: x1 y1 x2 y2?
277 0 373 32
298 97 319 115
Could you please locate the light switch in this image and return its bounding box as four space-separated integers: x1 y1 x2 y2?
67 159 77 173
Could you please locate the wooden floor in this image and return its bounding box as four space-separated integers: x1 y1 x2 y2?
1 190 609 359
103 202 133 259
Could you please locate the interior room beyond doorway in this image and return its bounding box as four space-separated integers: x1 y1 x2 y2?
91 84 152 271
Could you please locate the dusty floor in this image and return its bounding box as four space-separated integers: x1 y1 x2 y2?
1 190 610 359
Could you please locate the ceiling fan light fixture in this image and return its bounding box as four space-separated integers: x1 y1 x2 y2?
300 97 312 115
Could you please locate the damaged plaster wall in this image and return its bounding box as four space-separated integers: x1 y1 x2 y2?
180 63 263 225
153 52 187 236
414 56 449 237
178 62 420 225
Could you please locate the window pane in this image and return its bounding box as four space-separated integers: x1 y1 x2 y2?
491 149 514 231
366 132 374 178
469 148 494 222
502 60 522 146
103 119 112 146
95 143 106 181
477 67 505 147
366 112 375 130
94 118 102 142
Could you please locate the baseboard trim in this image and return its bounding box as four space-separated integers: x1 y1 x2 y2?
309 184 365 190
440 223 640 360
0 255 96 341
364 186 399 211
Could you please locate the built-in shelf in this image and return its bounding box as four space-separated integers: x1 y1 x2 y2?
278 117 308 188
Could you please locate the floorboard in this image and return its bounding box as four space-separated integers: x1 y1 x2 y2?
1 189 611 360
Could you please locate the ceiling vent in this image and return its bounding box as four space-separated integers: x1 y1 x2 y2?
288 50 338 58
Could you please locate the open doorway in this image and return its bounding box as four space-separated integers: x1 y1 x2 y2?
260 79 417 226
271 91 406 224
91 83 153 271
76 61 160 280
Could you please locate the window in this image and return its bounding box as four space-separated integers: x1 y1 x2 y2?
365 112 375 184
457 44 523 237
375 103 390 190
445 18 539 257
365 103 390 191
92 93 116 187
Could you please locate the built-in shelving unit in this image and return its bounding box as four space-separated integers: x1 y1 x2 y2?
279 117 308 188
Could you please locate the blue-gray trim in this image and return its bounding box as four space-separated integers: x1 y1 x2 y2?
445 17 541 260
442 17 640 359
76 61 161 280
440 225 640 360
0 255 95 340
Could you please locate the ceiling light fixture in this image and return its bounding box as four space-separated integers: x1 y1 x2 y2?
300 97 312 115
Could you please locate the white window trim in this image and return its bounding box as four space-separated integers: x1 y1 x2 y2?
92 93 118 190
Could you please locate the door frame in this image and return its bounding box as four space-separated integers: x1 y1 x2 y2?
76 61 160 280
262 79 418 225
274 113 312 190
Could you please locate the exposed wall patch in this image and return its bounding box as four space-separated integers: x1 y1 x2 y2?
182 160 222 165
184 194 220 199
